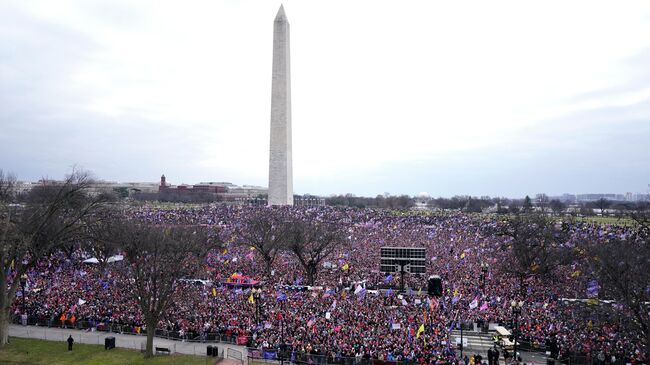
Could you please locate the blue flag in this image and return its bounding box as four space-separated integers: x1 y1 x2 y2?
587 280 599 298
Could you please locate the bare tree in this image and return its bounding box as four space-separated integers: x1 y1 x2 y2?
115 220 218 357
0 169 108 346
81 208 125 270
536 193 550 213
582 213 650 349
284 216 346 286
591 198 612 217
549 199 566 215
234 207 286 277
491 212 572 295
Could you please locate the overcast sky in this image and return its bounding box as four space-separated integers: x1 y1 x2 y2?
1 0 649 197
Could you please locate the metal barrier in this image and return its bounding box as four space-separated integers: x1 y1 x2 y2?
11 314 252 346
228 347 244 364
248 348 415 365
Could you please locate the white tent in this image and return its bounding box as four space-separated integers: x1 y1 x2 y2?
107 255 124 263
82 255 123 264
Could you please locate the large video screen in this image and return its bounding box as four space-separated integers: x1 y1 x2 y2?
380 247 426 273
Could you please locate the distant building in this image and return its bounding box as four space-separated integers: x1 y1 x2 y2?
159 175 227 194
157 175 267 202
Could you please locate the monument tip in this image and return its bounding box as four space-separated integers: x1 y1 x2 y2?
275 4 287 22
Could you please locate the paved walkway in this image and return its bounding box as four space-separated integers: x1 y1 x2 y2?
449 331 550 365
8 324 248 364
9 324 551 365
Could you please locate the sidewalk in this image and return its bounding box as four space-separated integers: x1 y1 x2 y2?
8 324 248 364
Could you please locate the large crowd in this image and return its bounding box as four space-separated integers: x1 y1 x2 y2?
10 205 649 364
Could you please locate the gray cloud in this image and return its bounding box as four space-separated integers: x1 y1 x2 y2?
298 100 650 197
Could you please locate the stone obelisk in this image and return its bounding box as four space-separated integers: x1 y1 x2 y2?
268 4 293 206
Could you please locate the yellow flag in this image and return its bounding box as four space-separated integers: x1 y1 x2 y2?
248 294 255 304
342 263 349 271
460 252 466 259
212 288 217 297
416 324 425 339
571 270 581 278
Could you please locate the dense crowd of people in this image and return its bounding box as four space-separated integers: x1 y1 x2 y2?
9 205 649 364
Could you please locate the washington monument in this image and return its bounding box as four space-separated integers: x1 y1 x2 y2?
268 5 293 206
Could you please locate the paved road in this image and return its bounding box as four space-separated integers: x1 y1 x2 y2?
9 324 553 365
450 331 551 365
8 324 248 364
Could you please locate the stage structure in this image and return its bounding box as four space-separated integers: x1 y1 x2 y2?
380 247 426 292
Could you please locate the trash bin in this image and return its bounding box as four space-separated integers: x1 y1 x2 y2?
546 359 555 365
207 345 213 356
105 336 115 350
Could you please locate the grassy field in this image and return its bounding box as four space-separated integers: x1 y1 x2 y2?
575 215 636 226
0 337 214 365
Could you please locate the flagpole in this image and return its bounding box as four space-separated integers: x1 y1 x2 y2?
459 309 465 359
280 300 285 365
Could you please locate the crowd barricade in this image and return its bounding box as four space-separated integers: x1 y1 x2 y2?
11 314 252 346
247 348 415 365
556 353 629 365
516 337 547 353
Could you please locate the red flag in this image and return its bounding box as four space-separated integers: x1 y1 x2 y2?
429 298 438 311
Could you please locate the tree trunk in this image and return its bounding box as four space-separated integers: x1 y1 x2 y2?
264 256 273 278
0 308 8 347
145 318 156 358
306 265 317 286
0 271 10 347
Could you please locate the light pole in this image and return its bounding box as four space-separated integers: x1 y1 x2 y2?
277 300 286 365
481 263 489 289
460 321 463 361
253 289 262 325
511 300 523 364
20 274 27 315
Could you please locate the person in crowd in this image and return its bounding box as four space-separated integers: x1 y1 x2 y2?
7 205 647 364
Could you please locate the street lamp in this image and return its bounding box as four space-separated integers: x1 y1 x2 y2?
253 289 262 325
480 263 489 289
19 274 27 315
511 300 524 364
276 300 287 365
458 320 464 358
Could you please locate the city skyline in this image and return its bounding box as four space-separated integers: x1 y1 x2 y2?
1 0 649 198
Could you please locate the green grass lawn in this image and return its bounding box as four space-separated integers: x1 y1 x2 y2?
575 215 636 226
0 337 214 365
